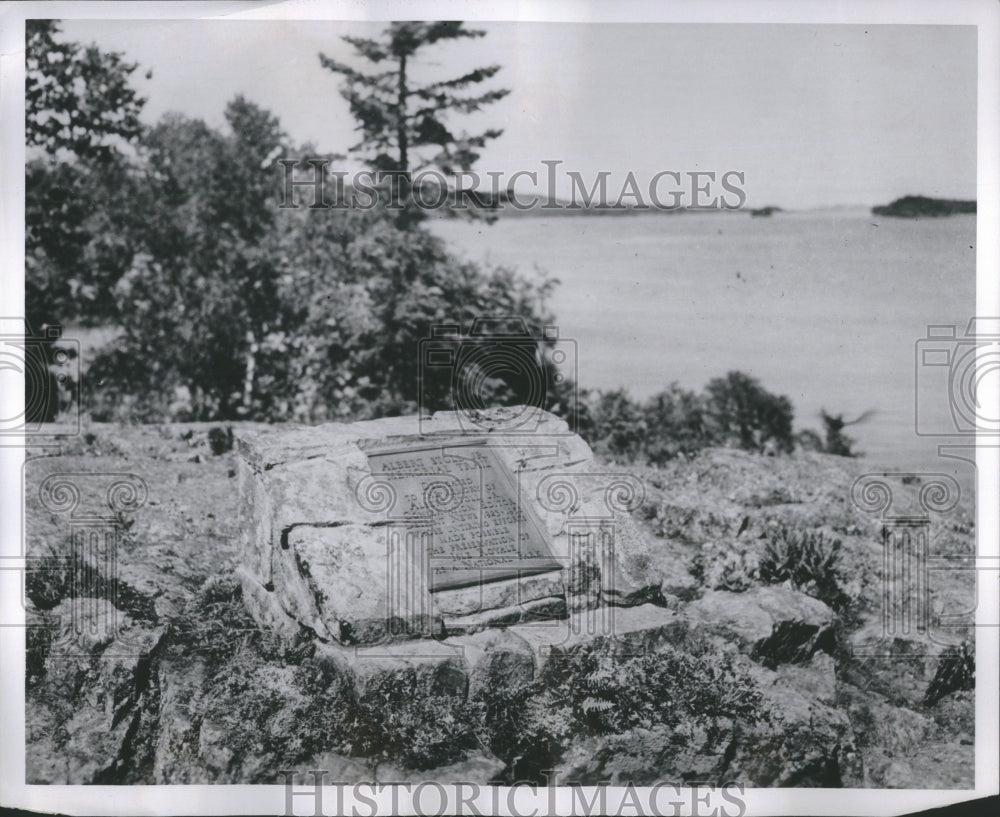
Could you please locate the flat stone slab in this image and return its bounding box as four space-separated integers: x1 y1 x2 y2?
504 603 687 669
442 596 567 636
433 571 565 617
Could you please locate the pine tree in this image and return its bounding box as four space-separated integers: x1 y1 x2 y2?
319 22 509 223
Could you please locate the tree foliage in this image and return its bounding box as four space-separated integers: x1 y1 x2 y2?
642 383 716 463
25 20 149 329
89 98 305 420
320 22 507 174
26 19 146 160
85 96 555 423
704 371 794 454
25 154 142 328
23 20 151 424
23 20 553 425
574 373 797 465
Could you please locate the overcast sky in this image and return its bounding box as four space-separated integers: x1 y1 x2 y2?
60 19 978 209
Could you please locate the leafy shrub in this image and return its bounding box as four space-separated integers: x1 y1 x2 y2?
561 645 765 735
233 661 488 772
201 661 312 771
703 371 794 455
642 383 715 464
571 374 796 466
346 673 485 769
759 526 845 608
583 388 648 463
818 410 859 457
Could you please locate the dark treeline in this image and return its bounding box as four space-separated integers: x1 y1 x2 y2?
871 195 976 218
569 372 860 464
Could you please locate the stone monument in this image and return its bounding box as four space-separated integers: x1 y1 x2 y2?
236 406 672 655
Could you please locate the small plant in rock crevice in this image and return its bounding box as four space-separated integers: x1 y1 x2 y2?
758 525 847 610
924 640 974 707
692 542 760 592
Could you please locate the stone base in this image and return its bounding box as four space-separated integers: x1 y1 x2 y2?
292 602 688 697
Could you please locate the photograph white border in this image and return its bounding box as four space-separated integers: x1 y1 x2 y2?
1 1 997 814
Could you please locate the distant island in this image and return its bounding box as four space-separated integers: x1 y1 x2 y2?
749 206 783 218
871 195 976 218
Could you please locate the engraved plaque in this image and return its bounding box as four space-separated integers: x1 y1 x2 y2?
365 440 562 591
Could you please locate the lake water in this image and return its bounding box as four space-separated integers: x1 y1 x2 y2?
431 210 977 474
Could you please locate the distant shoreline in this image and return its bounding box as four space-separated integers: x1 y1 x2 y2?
871 195 976 218
426 197 978 220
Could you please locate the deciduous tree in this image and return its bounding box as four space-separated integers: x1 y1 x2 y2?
25 20 148 328
26 19 146 160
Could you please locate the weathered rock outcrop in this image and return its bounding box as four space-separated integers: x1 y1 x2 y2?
27 599 164 784
22 422 976 787
685 586 836 667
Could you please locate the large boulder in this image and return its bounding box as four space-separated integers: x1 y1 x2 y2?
235 408 666 646
684 586 836 667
